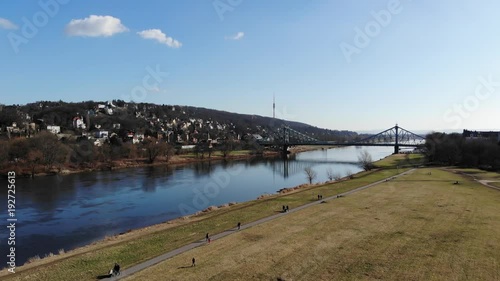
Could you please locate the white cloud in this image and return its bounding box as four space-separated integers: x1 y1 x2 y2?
137 29 182 48
65 15 128 37
0 18 18 30
226 31 244 40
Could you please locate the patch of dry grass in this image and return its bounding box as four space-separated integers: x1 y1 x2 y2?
451 167 500 180
123 168 500 281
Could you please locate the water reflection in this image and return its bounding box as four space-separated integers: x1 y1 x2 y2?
0 146 393 265
192 161 214 177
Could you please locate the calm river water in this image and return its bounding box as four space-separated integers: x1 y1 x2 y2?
0 146 393 265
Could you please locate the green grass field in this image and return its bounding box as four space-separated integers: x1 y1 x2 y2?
122 167 500 281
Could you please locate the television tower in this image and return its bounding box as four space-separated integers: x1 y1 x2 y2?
273 94 275 119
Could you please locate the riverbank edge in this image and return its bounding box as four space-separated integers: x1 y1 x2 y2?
0 145 333 179
0 151 394 281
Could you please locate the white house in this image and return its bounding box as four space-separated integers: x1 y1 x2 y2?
132 133 144 144
95 130 109 139
47 125 61 134
73 117 86 129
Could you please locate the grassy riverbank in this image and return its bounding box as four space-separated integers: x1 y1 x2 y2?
0 154 415 280
123 167 500 281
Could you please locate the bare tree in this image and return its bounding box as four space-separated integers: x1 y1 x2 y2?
0 140 9 168
326 168 335 181
220 139 234 158
304 167 317 184
30 131 65 171
164 143 174 162
96 143 112 163
358 150 374 171
327 169 342 181
194 144 205 159
207 146 213 159
68 140 97 167
26 150 43 178
8 138 30 162
143 139 166 163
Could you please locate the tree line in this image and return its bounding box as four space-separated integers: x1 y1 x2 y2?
0 130 267 178
425 132 500 170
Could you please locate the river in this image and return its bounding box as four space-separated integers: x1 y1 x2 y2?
0 146 394 265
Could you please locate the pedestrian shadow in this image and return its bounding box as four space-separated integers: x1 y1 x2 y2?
177 266 192 269
96 274 112 279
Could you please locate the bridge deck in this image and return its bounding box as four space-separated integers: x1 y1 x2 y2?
259 142 421 147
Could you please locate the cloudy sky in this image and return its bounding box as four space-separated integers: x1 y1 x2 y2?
1 0 499 132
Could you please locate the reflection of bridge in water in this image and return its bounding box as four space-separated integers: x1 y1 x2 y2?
268 158 360 178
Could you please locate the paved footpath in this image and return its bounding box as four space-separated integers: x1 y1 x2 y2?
111 169 415 280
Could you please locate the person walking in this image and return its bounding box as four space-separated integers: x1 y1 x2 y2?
192 257 196 267
206 233 209 242
112 262 120 276
237 222 241 230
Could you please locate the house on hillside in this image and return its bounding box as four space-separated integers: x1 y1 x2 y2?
132 134 144 144
46 125 61 134
73 116 86 130
95 130 109 139
463 130 500 143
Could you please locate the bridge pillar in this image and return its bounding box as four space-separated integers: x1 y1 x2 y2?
282 145 289 156
394 124 399 154
394 144 399 154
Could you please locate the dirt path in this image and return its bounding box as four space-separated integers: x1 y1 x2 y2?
448 168 500 191
476 180 500 191
110 169 416 280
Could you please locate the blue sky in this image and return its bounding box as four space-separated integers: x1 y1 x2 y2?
1 0 499 132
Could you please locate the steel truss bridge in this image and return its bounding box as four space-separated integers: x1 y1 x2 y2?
259 124 425 155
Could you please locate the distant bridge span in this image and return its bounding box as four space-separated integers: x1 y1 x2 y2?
260 124 425 155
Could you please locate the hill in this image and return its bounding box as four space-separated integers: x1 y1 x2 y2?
0 100 363 142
